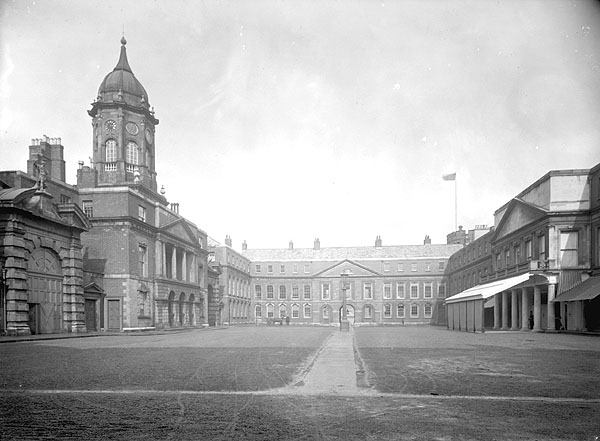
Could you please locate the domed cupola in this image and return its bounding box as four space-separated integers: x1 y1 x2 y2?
95 37 149 109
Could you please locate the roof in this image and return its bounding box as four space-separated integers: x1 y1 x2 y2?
555 276 600 302
445 273 531 304
242 244 463 262
97 37 149 108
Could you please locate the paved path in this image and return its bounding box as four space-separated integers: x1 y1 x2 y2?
288 328 373 395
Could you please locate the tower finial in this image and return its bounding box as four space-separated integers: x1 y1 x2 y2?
121 35 127 46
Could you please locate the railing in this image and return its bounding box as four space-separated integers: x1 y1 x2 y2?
104 163 117 171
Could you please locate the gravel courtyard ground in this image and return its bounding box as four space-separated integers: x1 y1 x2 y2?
1 325 599 440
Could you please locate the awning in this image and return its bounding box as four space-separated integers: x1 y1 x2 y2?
554 276 600 302
445 273 532 305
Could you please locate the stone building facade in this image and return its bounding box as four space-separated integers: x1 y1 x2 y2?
243 237 461 326
445 164 600 333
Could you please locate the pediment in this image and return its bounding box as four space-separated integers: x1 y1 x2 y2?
493 198 547 240
315 259 380 278
160 219 197 244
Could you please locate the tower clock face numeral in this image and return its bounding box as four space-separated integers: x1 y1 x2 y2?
105 120 117 131
126 122 139 135
145 129 153 143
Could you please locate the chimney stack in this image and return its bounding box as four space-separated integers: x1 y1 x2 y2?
289 240 294 250
314 238 320 250
375 235 382 247
424 235 431 245
242 240 247 251
225 235 232 247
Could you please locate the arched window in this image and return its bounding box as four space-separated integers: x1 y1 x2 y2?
255 305 262 318
279 304 287 318
303 303 311 318
266 303 274 318
105 140 117 162
322 305 329 319
384 303 392 318
126 141 139 172
291 304 300 318
424 303 432 318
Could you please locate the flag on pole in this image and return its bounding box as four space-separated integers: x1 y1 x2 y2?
442 173 456 181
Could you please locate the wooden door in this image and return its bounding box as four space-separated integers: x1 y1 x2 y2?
85 299 97 331
107 300 120 330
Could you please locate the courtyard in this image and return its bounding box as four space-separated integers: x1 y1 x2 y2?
1 326 599 440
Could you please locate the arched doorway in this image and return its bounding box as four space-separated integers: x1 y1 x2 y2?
27 248 63 334
179 293 185 326
168 291 176 327
188 294 195 326
339 304 355 325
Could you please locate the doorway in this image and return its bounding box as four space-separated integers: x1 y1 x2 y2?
339 304 355 325
85 299 97 331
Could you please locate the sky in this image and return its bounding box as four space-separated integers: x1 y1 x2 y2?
1 0 600 250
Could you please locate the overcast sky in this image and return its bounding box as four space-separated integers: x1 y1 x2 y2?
1 0 599 250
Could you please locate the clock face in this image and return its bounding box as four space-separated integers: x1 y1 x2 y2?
145 129 153 144
105 120 117 131
126 122 139 135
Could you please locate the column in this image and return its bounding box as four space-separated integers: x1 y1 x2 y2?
182 252 187 282
501 291 509 330
171 247 177 280
161 241 167 276
547 283 556 331
521 287 530 330
494 293 501 330
203 293 208 326
533 285 542 332
511 289 519 330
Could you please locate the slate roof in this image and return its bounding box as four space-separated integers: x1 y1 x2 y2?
242 244 463 262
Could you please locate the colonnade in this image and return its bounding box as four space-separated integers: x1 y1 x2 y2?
158 241 198 282
493 283 556 331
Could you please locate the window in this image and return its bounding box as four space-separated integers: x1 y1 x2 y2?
293 264 298 273
496 253 502 269
254 285 262 299
126 141 139 166
411 263 417 272
397 263 404 272
292 304 300 318
138 205 146 222
383 262 390 272
138 244 147 277
303 285 311 300
560 231 579 267
322 306 329 319
82 200 93 218
303 304 311 318
383 283 392 299
364 305 372 319
397 303 405 318
384 304 391 318
410 304 419 317
363 283 373 300
396 283 405 299
268 265 273 273
424 303 432 318
437 283 446 298
438 261 445 270
266 285 274 299
538 235 546 261
292 286 299 300
514 245 521 263
280 264 285 273
105 139 117 163
279 304 287 318
424 283 432 299
255 305 262 318
321 283 330 300
304 263 310 273
266 303 274 318
410 283 419 299
255 264 261 273
505 250 510 267
425 262 431 272
526 240 532 260
342 282 352 300
60 194 71 204
138 291 148 316
279 285 286 300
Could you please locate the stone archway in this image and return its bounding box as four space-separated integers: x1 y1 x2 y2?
27 248 63 334
339 304 355 325
179 292 186 326
188 294 195 326
168 291 176 327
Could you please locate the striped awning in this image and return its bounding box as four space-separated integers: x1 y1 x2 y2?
555 276 600 302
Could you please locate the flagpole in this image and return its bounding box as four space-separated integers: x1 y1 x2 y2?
454 176 458 232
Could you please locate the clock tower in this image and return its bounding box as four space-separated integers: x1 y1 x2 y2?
87 37 159 191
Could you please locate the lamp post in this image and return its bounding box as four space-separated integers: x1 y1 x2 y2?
340 269 351 332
